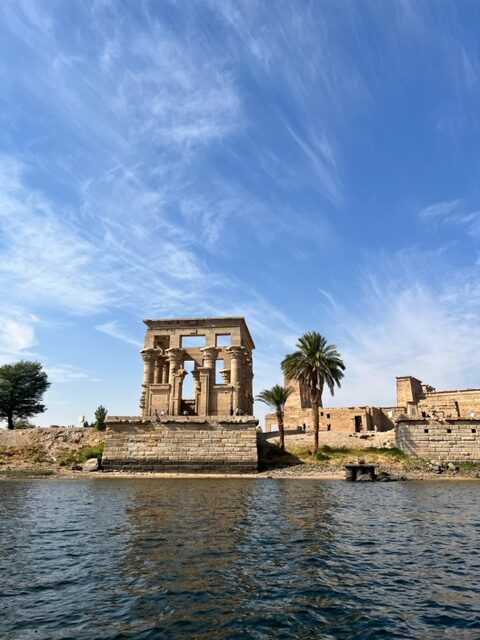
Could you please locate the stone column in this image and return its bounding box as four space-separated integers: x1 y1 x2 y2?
166 347 185 415
226 345 246 413
192 368 201 414
199 347 220 415
200 346 220 370
154 353 165 384
140 348 156 416
141 348 156 385
162 363 169 384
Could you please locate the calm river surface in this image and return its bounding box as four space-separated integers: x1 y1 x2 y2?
0 479 479 639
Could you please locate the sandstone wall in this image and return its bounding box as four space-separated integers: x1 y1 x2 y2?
418 389 480 418
103 417 258 472
396 419 480 462
269 405 393 433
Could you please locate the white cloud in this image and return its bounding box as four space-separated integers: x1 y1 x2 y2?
327 257 480 408
0 310 37 362
419 199 464 219
96 321 142 347
0 157 108 315
44 364 103 383
419 198 480 237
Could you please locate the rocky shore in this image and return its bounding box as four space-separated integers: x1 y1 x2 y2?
0 427 478 481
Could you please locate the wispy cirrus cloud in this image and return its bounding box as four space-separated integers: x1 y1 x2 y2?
0 309 38 364
419 198 480 237
96 321 142 348
45 364 103 384
321 250 480 408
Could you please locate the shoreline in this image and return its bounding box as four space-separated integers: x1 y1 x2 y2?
0 466 478 481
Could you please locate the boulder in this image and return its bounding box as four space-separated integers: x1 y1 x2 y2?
356 473 373 482
82 458 100 472
376 471 392 482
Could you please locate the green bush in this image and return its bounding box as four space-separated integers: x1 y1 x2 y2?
58 442 104 466
94 405 108 431
458 461 480 470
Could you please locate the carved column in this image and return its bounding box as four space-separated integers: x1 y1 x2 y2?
245 355 254 415
200 347 220 415
141 348 156 384
200 346 220 370
166 347 185 415
192 368 201 414
154 352 165 384
227 345 246 413
162 363 169 384
140 348 156 416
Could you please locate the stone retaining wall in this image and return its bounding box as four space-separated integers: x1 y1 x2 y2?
102 417 258 472
396 419 480 462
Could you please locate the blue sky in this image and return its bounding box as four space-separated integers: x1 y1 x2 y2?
1 0 480 426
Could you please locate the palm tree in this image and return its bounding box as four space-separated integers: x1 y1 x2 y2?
256 384 293 451
281 332 345 453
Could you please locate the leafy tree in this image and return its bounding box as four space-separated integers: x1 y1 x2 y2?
256 385 293 451
0 361 50 430
94 405 108 431
281 332 345 453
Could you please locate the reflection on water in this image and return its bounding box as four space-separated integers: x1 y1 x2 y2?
0 479 479 639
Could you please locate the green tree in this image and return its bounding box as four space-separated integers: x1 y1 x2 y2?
0 361 50 430
256 385 293 451
94 405 108 431
281 332 345 453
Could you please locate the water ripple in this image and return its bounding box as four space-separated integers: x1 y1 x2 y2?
0 479 479 639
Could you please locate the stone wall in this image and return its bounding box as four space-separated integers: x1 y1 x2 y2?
418 389 480 418
396 419 480 462
268 404 392 433
102 416 258 472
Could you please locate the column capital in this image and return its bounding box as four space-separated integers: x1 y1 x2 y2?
200 346 221 360
226 345 246 359
140 348 156 362
220 369 231 384
165 347 184 362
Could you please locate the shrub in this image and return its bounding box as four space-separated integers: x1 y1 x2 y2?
58 442 104 466
94 405 108 431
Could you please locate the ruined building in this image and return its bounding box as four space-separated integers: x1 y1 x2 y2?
139 317 255 417
102 317 258 472
265 375 480 433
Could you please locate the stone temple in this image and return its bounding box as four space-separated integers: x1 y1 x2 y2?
102 317 259 472
139 316 255 418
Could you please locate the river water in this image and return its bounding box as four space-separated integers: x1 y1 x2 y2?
0 478 479 639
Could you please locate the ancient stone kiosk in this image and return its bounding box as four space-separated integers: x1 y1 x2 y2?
102 317 258 472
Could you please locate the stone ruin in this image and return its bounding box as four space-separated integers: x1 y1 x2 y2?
139 316 255 418
102 317 259 473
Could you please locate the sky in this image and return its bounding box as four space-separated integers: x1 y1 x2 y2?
1 0 480 426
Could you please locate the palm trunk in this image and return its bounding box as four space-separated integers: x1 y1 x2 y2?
311 395 319 453
276 411 285 450
318 381 324 408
